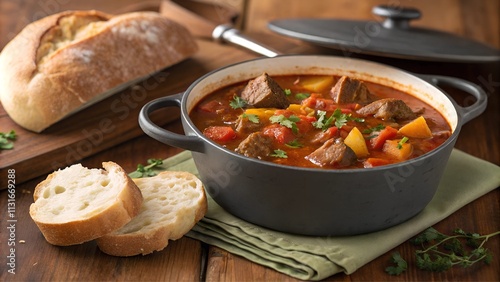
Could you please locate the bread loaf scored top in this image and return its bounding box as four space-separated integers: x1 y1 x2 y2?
0 10 198 132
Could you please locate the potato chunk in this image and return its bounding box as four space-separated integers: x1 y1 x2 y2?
398 116 433 138
344 127 369 158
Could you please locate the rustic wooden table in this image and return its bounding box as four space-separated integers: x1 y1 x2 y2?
1 0 498 281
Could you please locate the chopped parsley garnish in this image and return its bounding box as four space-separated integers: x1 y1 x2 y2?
295 93 310 100
270 114 300 134
363 124 385 134
313 109 364 130
332 108 365 128
285 139 303 148
284 89 292 96
397 137 409 149
0 130 16 150
230 96 247 109
271 149 288 158
242 113 259 124
312 110 333 130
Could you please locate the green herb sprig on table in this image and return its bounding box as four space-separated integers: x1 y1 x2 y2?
0 130 17 150
385 227 500 275
385 251 408 275
128 159 163 178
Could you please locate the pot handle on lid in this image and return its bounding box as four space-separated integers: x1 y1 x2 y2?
139 93 206 153
416 74 488 124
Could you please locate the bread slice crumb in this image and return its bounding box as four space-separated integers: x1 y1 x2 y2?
29 162 143 246
96 171 207 256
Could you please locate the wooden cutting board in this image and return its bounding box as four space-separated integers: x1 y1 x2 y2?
0 40 257 188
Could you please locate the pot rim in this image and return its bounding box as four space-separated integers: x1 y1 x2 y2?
181 55 464 172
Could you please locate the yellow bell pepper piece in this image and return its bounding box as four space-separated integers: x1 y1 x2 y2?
286 104 302 113
244 108 276 121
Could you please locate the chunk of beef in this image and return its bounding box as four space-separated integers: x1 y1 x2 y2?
235 132 273 159
306 138 357 167
330 76 374 104
356 98 416 121
241 73 290 109
235 115 262 134
311 129 335 144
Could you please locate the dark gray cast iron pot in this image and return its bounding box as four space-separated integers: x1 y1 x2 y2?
139 55 487 236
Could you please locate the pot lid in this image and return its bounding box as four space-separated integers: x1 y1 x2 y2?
268 5 500 62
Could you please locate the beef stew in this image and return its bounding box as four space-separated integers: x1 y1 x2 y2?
190 74 451 169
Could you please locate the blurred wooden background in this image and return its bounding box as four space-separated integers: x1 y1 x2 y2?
243 0 499 49
1 0 499 50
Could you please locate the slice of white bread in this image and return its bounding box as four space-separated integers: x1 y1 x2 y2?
96 171 207 256
29 162 143 246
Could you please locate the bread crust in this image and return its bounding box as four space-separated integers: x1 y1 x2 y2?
0 10 198 132
29 162 144 246
96 171 207 256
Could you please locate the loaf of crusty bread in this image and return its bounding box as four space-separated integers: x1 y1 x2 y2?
0 10 198 132
96 171 207 256
29 162 143 246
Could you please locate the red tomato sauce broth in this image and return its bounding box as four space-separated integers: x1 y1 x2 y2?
189 74 452 169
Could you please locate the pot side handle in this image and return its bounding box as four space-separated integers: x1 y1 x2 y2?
139 93 205 153
416 74 488 124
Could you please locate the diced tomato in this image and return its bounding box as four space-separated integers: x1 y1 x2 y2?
301 93 321 108
340 128 350 139
314 98 335 111
274 109 294 117
203 126 237 142
300 94 335 111
325 127 339 138
262 124 295 144
198 100 224 113
363 158 392 168
370 126 398 150
296 115 316 134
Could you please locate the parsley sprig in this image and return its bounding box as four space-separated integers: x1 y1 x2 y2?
128 159 164 178
312 110 334 130
230 96 247 109
242 113 259 124
0 130 17 150
386 252 408 275
412 227 499 271
270 114 300 134
313 109 364 130
363 124 385 134
295 93 310 100
271 149 287 158
385 227 500 275
284 88 310 100
285 139 303 148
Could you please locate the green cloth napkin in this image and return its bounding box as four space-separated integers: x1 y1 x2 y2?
160 149 500 281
